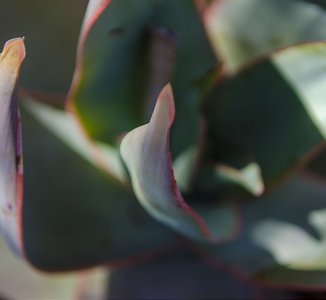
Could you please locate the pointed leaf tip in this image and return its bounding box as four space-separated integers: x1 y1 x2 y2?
0 38 25 255
1 38 26 72
121 84 238 243
153 83 175 126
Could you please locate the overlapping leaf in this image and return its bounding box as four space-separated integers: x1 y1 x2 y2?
203 42 326 186
0 38 25 255
108 251 262 300
69 0 217 157
205 0 326 73
202 174 326 288
20 99 178 271
121 84 239 243
24 97 126 184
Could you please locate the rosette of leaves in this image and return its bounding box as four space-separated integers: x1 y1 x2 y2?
2 0 326 299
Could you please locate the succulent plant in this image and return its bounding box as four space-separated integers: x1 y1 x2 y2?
2 0 326 299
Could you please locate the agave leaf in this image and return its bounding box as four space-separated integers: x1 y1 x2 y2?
20 99 178 271
205 0 326 73
203 42 326 186
121 84 239 243
202 174 326 288
69 0 217 157
0 38 25 255
0 236 107 300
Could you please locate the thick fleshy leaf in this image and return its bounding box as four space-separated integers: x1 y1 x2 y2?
202 174 326 288
172 147 197 193
80 0 111 35
108 250 297 300
0 236 107 300
0 0 86 92
20 100 178 271
69 0 217 157
205 0 326 73
121 84 239 243
252 212 326 271
108 251 264 300
0 38 25 254
203 42 326 185
216 163 264 196
24 97 126 183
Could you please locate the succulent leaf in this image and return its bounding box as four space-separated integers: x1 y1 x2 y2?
205 0 326 73
121 84 239 243
253 213 326 271
20 99 178 271
24 98 126 184
203 174 326 288
215 163 264 196
0 38 25 255
69 0 217 157
203 42 326 185
107 251 263 300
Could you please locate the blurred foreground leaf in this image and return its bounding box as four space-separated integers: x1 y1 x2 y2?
0 38 25 255
121 85 239 243
21 99 178 271
0 236 107 300
108 251 254 300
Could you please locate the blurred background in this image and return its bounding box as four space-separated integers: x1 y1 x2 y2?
0 0 87 94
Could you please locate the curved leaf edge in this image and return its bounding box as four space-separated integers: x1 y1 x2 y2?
66 0 112 140
193 244 326 292
17 96 184 273
19 95 128 186
192 172 326 291
215 40 326 79
121 84 243 244
201 41 326 191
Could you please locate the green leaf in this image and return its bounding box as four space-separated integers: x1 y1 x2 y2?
0 236 107 300
203 174 326 288
108 251 259 300
203 42 326 185
121 85 239 243
70 0 217 156
272 42 326 138
20 99 178 271
205 0 326 73
0 38 25 255
216 163 264 196
253 212 326 270
24 97 126 184
79 0 110 35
